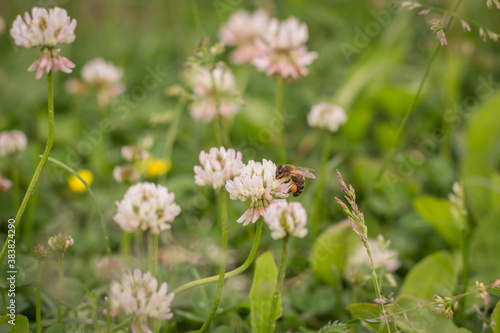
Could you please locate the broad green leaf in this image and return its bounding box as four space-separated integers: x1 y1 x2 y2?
412 195 460 246
346 303 383 332
400 250 457 299
492 300 500 333
390 295 459 333
463 93 500 221
469 211 500 282
310 221 357 287
0 315 29 333
250 252 281 333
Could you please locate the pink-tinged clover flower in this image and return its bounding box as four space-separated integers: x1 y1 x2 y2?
48 233 74 252
307 103 347 132
225 159 291 226
194 147 244 190
10 7 76 79
113 182 181 234
0 172 13 192
187 65 242 122
252 17 318 79
263 200 308 240
109 269 174 333
219 9 270 64
0 130 27 157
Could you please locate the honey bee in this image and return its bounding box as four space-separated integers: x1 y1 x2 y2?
276 164 316 197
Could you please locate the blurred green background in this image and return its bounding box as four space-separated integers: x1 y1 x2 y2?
1 0 500 332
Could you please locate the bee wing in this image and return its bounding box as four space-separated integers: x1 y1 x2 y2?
292 167 316 179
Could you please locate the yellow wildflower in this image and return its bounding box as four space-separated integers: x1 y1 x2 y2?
68 169 93 193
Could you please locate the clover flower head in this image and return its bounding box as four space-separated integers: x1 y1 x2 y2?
194 147 244 189
253 17 318 79
349 235 401 273
113 182 181 234
263 200 308 240
10 7 77 79
187 65 241 122
122 145 149 163
113 165 141 184
225 159 291 226
0 130 27 157
109 269 174 333
219 9 270 64
48 233 74 252
0 172 13 192
32 244 50 261
96 256 125 282
307 103 347 132
80 58 125 107
10 7 76 48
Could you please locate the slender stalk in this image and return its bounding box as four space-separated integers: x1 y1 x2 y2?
12 156 20 213
268 236 289 333
365 246 391 333
36 261 42 333
0 71 55 265
457 228 469 325
47 157 111 255
110 317 132 333
209 66 223 147
57 252 64 324
148 232 156 276
371 0 463 190
276 77 286 164
121 232 132 257
312 131 331 239
172 218 263 295
200 189 228 332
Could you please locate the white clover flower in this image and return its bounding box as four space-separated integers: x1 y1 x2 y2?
80 58 125 107
187 65 241 122
113 165 141 184
9 7 77 79
219 9 270 64
0 130 27 157
307 103 347 132
253 17 318 79
0 172 13 192
121 145 149 163
348 235 401 274
263 201 308 240
113 182 181 234
10 7 76 48
109 269 174 333
225 159 291 226
48 233 74 252
194 147 244 189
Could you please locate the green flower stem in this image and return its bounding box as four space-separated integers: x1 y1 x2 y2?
371 0 463 190
199 189 228 332
47 156 111 255
172 218 263 295
121 232 132 257
36 260 43 333
148 232 156 276
268 236 289 333
458 228 469 325
209 66 223 147
110 317 132 333
0 71 54 265
12 156 20 214
311 131 331 240
276 77 286 164
57 252 64 324
366 245 391 333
